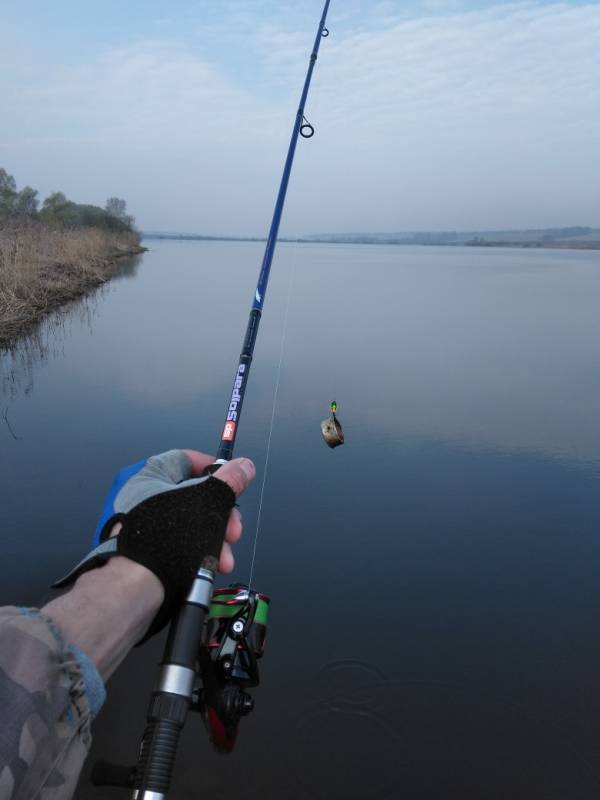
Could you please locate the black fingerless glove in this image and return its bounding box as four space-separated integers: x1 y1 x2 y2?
54 477 236 641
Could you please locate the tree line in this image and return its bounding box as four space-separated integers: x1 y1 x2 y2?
0 168 135 233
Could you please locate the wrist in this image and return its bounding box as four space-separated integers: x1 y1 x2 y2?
77 554 165 608
43 554 164 681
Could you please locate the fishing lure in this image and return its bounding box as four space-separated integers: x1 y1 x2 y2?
321 400 345 448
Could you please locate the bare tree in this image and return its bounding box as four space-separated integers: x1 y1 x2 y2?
105 197 127 219
105 196 135 229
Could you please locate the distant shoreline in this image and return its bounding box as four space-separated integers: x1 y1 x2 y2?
143 229 600 251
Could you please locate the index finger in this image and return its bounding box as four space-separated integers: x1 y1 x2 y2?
212 458 256 497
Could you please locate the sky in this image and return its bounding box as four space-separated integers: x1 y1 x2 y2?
1 0 598 235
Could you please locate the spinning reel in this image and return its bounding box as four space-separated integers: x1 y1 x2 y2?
91 583 269 789
193 584 270 753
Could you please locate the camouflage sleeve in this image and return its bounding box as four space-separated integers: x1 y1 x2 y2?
0 607 105 800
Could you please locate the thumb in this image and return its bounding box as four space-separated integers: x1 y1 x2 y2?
212 458 256 497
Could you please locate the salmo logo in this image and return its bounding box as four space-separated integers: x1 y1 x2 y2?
222 421 236 442
227 364 246 422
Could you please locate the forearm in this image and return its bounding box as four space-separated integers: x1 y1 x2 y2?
0 544 163 800
0 607 98 800
42 556 164 682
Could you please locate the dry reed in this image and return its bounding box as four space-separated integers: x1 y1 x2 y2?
0 221 143 348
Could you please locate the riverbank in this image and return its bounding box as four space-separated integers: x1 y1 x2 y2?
0 222 145 349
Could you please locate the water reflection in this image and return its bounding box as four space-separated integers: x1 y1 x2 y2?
2 241 600 799
6 240 595 465
278 244 600 466
0 254 142 399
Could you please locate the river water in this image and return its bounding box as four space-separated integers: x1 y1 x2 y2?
2 240 600 798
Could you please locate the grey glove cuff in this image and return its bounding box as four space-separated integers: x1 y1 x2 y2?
53 535 123 587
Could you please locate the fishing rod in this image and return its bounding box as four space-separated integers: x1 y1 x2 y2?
91 2 332 797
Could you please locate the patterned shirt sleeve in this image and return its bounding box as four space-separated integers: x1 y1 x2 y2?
0 606 105 800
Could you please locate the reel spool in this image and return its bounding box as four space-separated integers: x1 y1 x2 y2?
194 584 270 753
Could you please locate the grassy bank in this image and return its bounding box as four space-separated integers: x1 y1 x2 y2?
0 221 144 349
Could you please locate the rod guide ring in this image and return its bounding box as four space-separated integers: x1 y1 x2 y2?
300 116 315 138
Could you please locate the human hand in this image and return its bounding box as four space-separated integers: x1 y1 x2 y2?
54 449 256 641
97 449 255 574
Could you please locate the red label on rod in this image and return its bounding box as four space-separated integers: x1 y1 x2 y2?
222 421 236 442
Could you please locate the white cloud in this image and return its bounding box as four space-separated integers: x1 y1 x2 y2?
1 2 598 233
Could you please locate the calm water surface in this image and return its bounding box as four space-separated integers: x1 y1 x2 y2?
2 241 600 799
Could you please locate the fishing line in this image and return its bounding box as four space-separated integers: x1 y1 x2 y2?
118 5 333 793
248 239 298 588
